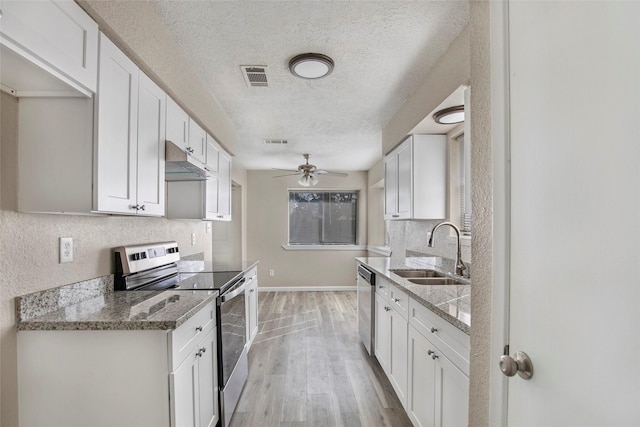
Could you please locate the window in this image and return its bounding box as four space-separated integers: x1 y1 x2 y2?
289 191 358 245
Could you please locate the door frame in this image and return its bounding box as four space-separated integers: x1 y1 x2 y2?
489 1 510 426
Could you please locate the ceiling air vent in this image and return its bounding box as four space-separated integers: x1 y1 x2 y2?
241 65 269 87
263 139 288 145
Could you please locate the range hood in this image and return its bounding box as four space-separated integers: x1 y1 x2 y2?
165 140 209 181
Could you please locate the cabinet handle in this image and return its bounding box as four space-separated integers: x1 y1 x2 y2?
139 204 145 211
250 289 255 293
427 349 438 360
186 147 194 154
430 327 438 333
392 214 399 218
195 326 203 332
384 306 391 312
217 215 223 219
378 285 384 289
195 347 206 357
393 298 400 303
130 204 138 211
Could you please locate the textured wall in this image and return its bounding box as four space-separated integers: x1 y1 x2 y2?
0 93 212 427
247 170 368 288
382 25 470 154
469 1 492 426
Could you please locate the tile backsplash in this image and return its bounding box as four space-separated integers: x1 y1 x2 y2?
388 219 471 266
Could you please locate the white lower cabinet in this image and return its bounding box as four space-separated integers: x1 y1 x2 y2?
245 266 259 349
17 302 218 427
373 275 470 427
406 298 469 427
375 278 409 408
171 328 218 427
407 326 469 427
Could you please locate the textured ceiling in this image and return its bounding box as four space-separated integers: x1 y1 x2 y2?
151 1 469 172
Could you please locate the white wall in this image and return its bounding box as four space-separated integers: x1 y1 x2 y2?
247 170 368 289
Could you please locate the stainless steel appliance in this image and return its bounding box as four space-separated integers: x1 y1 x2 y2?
114 242 248 427
357 264 376 355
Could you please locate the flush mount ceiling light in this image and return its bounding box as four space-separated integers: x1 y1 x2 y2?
288 53 334 79
433 105 465 124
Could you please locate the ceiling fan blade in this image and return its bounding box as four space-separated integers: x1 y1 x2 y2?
272 173 302 178
271 168 299 172
315 169 349 177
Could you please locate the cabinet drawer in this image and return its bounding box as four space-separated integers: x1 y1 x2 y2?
169 302 215 369
245 266 258 282
388 283 409 319
375 276 390 301
408 298 469 375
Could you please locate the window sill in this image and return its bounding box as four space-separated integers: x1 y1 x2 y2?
282 245 367 251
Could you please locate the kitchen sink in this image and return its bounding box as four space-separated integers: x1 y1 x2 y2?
389 269 445 278
407 277 465 286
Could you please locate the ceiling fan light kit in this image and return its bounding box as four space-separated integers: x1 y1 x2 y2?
272 153 348 186
289 53 334 79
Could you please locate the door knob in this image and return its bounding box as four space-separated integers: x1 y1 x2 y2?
499 350 533 379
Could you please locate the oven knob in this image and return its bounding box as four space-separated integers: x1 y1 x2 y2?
131 253 140 261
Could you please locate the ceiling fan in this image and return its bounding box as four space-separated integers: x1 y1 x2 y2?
272 154 348 187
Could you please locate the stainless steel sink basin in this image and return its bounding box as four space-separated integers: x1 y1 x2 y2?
407 277 465 286
389 269 445 278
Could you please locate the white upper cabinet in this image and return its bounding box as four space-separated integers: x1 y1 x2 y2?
95 33 165 216
188 120 208 165
0 0 98 96
205 134 220 175
384 134 446 220
166 97 190 151
216 150 232 221
136 72 166 216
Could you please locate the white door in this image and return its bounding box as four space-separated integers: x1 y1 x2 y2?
495 2 640 426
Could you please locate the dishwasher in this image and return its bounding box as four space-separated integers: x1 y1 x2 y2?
357 264 376 355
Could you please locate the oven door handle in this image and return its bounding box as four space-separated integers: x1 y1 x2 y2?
220 278 247 302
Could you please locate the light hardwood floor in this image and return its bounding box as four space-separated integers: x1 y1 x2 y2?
230 291 413 427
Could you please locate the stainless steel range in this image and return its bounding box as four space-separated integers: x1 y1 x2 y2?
114 241 248 427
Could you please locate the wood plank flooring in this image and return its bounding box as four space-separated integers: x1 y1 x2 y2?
230 291 413 427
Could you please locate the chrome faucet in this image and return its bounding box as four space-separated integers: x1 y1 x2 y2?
428 221 467 277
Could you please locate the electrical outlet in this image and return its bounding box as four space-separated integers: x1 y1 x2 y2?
191 233 197 246
60 237 73 263
206 222 212 234
269 269 275 277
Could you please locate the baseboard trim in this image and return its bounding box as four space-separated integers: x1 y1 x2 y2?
259 286 356 292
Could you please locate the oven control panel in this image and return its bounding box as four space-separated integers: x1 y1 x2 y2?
114 241 180 275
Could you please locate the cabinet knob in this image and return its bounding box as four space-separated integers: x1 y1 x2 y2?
378 285 384 289
430 327 438 333
195 326 203 332
393 297 400 303
427 349 438 360
392 214 399 218
384 306 391 312
195 347 206 357
139 204 145 211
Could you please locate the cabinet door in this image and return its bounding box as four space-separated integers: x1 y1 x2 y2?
171 352 198 427
384 153 398 219
389 309 408 408
95 33 139 214
205 135 219 175
166 97 189 151
216 150 232 220
407 326 437 427
198 330 219 427
396 140 412 219
435 350 469 427
246 278 259 346
0 0 99 93
188 120 207 164
375 294 391 373
204 177 220 220
136 72 166 216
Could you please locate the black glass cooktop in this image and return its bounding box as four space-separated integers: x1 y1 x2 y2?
174 270 243 292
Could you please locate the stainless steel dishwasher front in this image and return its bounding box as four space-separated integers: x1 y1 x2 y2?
357 264 376 355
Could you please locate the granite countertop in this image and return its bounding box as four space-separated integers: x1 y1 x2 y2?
15 274 220 331
356 256 471 334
